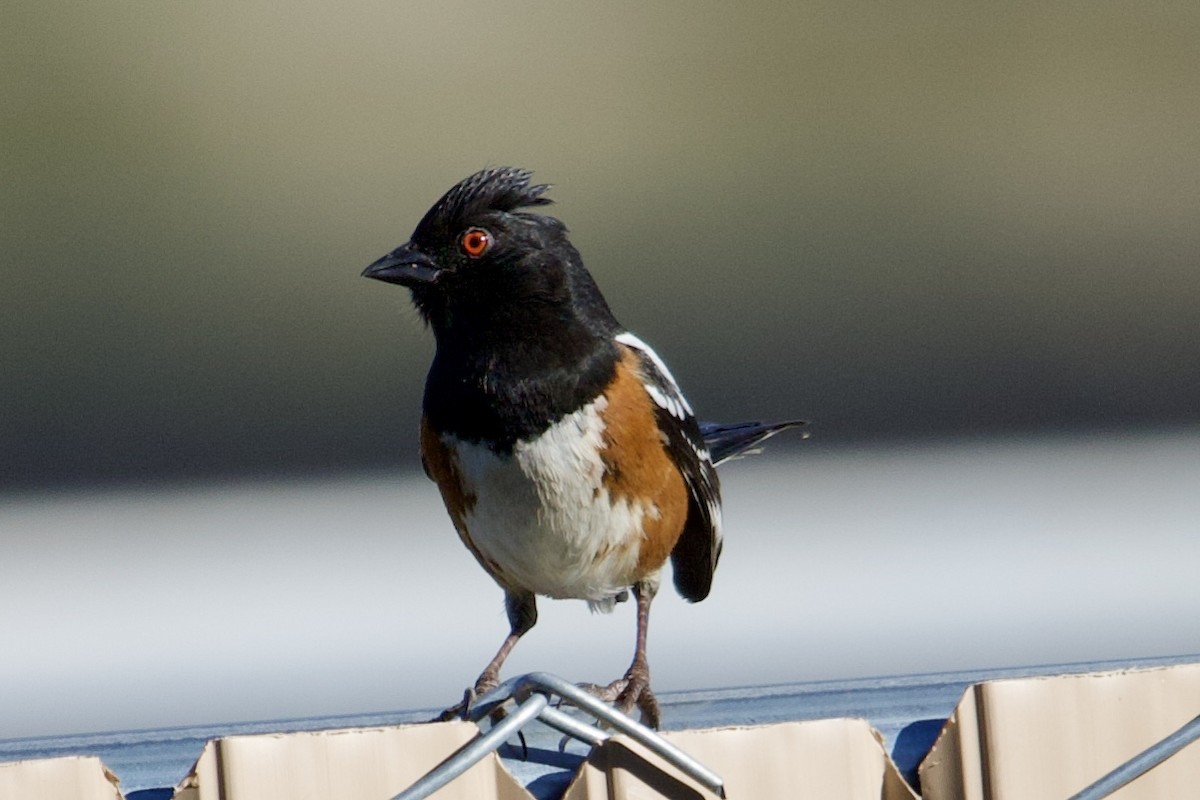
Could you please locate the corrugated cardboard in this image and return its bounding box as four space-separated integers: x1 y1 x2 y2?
164 715 915 800
919 662 1200 799
0 755 124 800
169 719 532 800
561 718 918 800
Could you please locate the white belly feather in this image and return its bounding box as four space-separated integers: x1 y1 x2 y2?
451 395 654 611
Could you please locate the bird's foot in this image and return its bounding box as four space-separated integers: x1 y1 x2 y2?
434 674 528 756
433 687 476 723
433 672 501 723
577 665 660 728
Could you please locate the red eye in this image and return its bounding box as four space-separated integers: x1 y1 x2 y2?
460 227 493 258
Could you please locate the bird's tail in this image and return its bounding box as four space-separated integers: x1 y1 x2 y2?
699 419 807 466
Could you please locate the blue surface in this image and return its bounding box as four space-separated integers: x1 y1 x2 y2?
3 653 1198 797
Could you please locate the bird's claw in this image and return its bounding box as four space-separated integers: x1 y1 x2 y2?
434 674 515 726
433 686 477 723
617 679 660 729
574 673 661 729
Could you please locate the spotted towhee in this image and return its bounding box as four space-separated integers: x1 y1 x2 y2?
363 167 803 727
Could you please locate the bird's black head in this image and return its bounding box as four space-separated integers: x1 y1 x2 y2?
363 167 618 345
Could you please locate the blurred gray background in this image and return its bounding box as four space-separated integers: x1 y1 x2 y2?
2 2 1199 741
4 2 1198 489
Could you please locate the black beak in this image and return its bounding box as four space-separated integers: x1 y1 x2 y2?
362 243 441 287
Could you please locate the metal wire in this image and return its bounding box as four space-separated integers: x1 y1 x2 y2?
388 672 726 799
389 693 548 800
1068 714 1200 800
517 672 726 798
536 705 610 747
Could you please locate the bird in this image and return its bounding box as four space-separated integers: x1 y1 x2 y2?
362 167 804 727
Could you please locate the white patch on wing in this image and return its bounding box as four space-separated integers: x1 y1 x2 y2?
614 331 694 418
692 441 713 464
644 383 689 422
708 499 724 546
450 397 648 611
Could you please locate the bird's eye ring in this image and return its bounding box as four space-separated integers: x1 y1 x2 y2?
460 228 493 259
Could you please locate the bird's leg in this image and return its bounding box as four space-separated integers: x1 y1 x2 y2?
435 590 536 722
579 580 661 728
615 581 661 726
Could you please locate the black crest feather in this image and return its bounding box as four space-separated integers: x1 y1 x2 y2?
415 167 552 236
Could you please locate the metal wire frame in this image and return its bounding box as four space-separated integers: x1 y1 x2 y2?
390 671 726 800
1068 713 1200 800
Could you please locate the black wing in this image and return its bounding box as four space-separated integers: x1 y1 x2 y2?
616 333 722 602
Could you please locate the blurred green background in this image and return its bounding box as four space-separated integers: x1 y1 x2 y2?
4 2 1198 490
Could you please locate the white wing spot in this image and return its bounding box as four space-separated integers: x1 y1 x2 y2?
615 331 694 416
644 383 689 421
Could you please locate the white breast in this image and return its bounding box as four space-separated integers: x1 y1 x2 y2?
450 396 652 611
